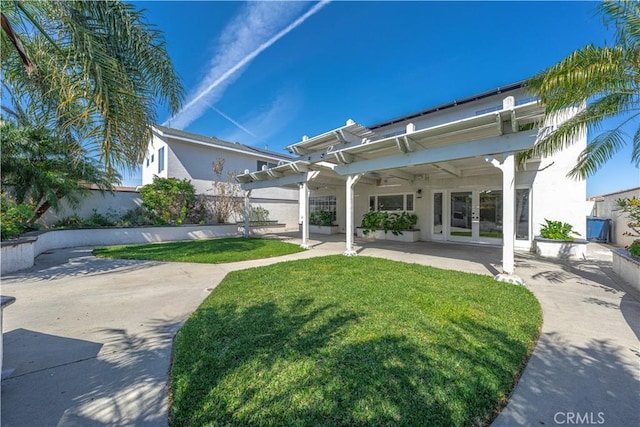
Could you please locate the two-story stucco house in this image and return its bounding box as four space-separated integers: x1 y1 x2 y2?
143 125 299 228
236 81 589 274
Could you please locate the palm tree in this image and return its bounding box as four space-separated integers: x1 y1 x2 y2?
1 0 184 176
1 120 116 226
521 0 639 179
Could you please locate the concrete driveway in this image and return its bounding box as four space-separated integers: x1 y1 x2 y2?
1 237 638 426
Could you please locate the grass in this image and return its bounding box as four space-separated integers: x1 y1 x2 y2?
170 256 542 426
92 237 305 263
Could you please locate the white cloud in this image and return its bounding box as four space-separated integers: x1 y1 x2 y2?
165 1 330 130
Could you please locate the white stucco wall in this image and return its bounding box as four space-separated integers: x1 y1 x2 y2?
39 189 142 226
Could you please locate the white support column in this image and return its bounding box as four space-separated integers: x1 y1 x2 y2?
344 174 363 256
486 153 516 276
243 190 252 238
300 182 310 249
502 153 515 274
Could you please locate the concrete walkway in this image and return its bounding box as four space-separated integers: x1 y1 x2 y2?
1 236 638 426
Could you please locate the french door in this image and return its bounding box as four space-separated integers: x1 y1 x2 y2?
432 190 503 244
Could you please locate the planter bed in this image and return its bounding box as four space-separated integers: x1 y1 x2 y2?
612 249 640 297
356 228 420 242
309 225 340 235
534 237 588 260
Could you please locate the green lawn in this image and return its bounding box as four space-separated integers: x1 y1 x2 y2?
170 256 541 426
92 237 304 263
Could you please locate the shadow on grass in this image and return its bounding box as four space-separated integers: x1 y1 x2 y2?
170 298 533 426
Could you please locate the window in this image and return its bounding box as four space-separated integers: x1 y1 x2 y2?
516 189 530 240
433 192 443 235
158 147 165 173
310 196 337 221
257 160 277 171
369 194 415 212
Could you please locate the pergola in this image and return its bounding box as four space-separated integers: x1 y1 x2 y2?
237 96 545 274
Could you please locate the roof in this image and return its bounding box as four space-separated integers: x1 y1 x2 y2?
370 81 527 130
152 125 294 162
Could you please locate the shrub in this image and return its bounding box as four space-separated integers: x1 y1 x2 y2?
615 197 640 237
309 210 333 226
626 239 640 257
56 209 119 228
539 219 580 240
361 211 418 236
139 177 196 225
248 206 271 224
1 193 35 240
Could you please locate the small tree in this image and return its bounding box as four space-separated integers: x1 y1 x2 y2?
615 197 640 237
139 177 196 225
208 158 244 223
0 121 116 227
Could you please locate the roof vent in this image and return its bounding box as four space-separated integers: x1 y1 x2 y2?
346 119 355 125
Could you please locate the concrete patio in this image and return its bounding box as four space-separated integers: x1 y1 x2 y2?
1 234 638 426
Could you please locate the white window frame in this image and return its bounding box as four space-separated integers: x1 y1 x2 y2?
368 193 415 212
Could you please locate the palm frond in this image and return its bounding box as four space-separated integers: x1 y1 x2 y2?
569 128 627 179
632 124 640 166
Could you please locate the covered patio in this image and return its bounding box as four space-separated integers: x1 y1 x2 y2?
237 86 548 277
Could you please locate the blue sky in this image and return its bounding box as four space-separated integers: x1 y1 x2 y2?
128 0 639 197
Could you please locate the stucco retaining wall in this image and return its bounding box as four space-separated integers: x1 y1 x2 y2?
612 249 640 296
1 224 239 275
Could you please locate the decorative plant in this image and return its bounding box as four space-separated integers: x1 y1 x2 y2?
139 176 197 225
361 211 417 236
625 239 640 258
309 210 333 226
249 206 271 225
361 210 388 235
539 219 580 240
385 212 418 236
615 197 640 238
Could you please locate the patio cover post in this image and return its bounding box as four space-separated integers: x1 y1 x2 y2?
487 153 515 274
299 182 310 249
344 173 363 256
502 153 515 274
487 153 515 273
243 190 252 238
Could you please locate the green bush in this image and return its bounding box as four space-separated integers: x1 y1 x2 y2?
361 210 417 236
626 239 640 257
309 210 333 226
139 177 196 225
56 209 119 228
539 219 580 240
1 193 35 240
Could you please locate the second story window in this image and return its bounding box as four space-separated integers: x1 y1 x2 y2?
158 147 165 173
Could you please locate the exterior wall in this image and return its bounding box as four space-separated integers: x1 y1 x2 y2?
530 124 588 241
248 197 299 230
590 187 640 247
39 189 141 226
37 188 298 230
143 134 169 184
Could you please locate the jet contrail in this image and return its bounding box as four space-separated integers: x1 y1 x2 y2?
168 1 330 129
